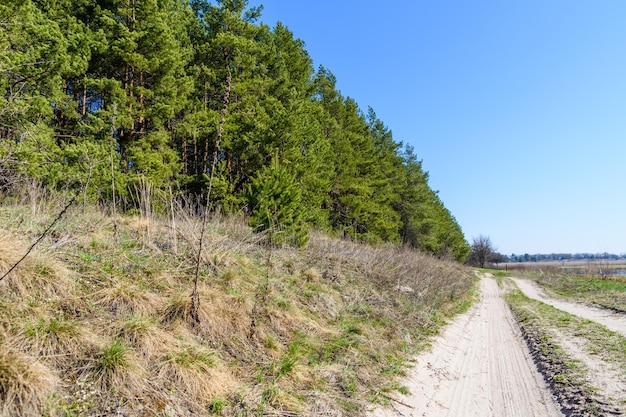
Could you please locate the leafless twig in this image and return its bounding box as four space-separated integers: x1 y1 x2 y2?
0 195 76 282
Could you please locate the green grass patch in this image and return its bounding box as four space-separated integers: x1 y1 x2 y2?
96 339 130 373
523 272 626 312
507 289 625 367
506 288 624 414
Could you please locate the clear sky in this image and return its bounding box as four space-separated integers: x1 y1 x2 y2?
255 0 626 255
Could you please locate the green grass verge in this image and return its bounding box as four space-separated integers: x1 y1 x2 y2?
506 288 624 416
519 272 626 312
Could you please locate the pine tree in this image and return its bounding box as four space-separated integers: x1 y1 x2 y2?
69 0 195 194
247 155 309 247
313 73 400 243
395 145 469 260
0 0 78 190
184 0 263 207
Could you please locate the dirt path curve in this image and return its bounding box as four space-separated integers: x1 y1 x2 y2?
369 277 563 417
511 277 626 337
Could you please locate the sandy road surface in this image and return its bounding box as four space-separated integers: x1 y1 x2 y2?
511 277 626 337
369 277 562 417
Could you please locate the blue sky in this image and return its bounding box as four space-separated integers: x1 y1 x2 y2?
255 0 626 255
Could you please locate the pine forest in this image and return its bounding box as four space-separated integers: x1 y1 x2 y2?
0 0 469 260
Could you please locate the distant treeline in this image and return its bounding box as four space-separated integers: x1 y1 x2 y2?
0 0 469 260
507 253 626 263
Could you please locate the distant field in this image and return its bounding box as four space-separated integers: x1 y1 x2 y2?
501 260 626 279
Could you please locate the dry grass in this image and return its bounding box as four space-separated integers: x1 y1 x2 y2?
115 313 173 360
0 196 475 416
93 280 164 317
156 339 236 407
87 338 144 392
160 285 256 356
0 298 20 334
16 315 95 367
0 230 73 298
160 290 200 328
0 346 57 417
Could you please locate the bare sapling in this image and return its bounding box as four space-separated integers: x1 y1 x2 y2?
168 186 178 255
133 176 154 247
190 55 232 324
249 226 274 339
27 179 46 218
110 104 118 243
191 203 208 326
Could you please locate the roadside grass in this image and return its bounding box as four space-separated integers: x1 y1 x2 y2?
0 198 476 416
508 289 625 370
519 271 626 312
506 287 625 415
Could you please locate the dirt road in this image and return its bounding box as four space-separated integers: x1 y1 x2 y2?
511 277 626 337
369 277 563 417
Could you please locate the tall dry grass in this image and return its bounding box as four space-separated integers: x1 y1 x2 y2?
0 346 58 417
0 230 73 298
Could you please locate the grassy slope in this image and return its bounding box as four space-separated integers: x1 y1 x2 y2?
0 200 475 417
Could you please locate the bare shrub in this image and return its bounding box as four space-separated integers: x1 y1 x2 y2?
171 202 262 272
306 232 472 307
